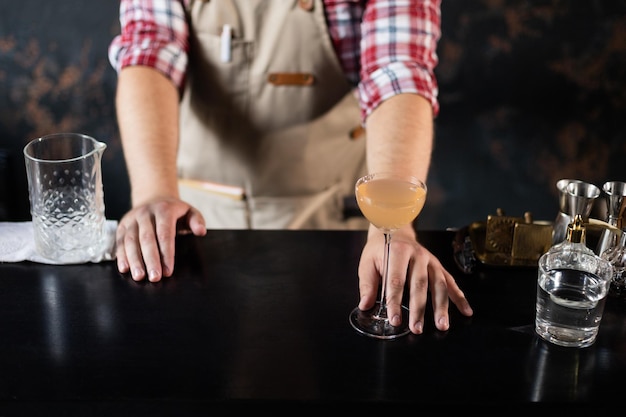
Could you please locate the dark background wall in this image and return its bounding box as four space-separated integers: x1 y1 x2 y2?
1 0 625 230
0 0 126 223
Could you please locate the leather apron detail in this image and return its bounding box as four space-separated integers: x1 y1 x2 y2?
267 73 315 86
179 0 367 230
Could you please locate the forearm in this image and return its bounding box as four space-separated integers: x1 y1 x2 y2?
116 66 181 207
365 93 434 239
364 93 434 181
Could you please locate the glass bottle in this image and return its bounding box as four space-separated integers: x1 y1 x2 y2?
542 214 603 276
547 214 595 256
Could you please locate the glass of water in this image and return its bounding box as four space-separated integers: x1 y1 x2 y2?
535 249 614 348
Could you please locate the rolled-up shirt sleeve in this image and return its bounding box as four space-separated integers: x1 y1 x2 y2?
108 0 189 90
358 0 441 120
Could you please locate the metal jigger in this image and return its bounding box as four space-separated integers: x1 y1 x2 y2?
552 179 600 245
596 181 626 256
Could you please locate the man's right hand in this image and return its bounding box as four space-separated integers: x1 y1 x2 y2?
115 197 207 282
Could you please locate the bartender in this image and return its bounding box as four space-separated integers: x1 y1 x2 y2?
108 0 473 334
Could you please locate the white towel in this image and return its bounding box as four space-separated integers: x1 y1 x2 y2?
0 220 117 264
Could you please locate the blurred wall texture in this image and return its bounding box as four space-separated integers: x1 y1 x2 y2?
1 0 625 229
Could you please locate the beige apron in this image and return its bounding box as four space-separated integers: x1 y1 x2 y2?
178 0 367 229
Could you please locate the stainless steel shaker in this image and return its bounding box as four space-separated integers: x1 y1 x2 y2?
552 179 600 245
596 181 626 256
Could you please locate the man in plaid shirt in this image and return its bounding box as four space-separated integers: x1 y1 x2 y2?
109 0 473 335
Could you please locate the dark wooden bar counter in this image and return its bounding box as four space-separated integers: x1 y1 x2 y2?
0 230 625 414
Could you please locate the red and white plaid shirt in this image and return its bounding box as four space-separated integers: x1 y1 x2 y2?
109 0 441 120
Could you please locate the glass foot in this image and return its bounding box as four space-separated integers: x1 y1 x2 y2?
349 302 410 340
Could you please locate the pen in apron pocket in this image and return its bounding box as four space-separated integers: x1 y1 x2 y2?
221 24 232 63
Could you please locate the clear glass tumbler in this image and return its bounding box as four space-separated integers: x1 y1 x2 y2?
535 249 613 348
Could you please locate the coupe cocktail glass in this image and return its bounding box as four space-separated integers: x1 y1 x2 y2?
349 172 427 339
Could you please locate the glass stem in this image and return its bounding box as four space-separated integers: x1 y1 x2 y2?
376 232 392 318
